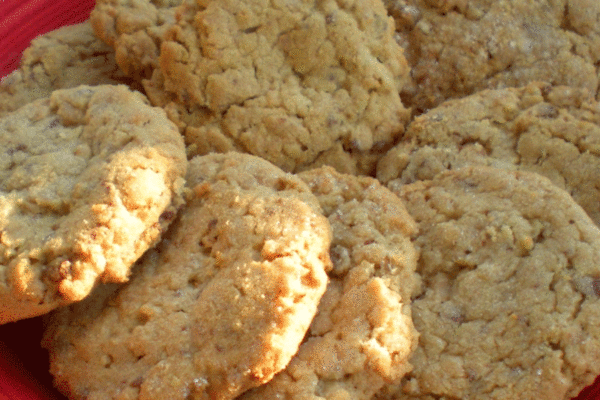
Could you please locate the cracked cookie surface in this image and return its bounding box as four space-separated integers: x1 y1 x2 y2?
43 152 333 400
377 82 600 228
378 166 600 400
385 0 600 113
0 84 187 323
144 0 411 175
240 166 419 400
91 0 185 79
0 22 139 119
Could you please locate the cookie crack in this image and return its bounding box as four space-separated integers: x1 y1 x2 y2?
560 2 583 37
569 283 585 322
82 50 114 63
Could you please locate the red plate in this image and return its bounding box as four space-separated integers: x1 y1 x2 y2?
0 1 599 399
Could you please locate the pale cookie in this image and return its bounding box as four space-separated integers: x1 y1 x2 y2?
384 0 600 113
42 153 333 400
143 0 411 175
0 85 187 324
90 0 185 79
240 166 419 400
377 166 600 400
377 82 600 228
0 21 139 118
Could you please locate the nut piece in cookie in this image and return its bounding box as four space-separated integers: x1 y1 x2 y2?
43 153 332 400
144 0 410 175
0 85 187 323
241 166 419 400
381 166 600 399
385 0 600 113
377 82 600 228
0 21 140 119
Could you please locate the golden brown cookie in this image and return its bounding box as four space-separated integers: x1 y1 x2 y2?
240 166 419 400
0 21 139 118
42 153 333 400
379 166 600 400
385 0 600 113
0 85 187 323
143 0 411 175
90 0 184 79
377 82 600 228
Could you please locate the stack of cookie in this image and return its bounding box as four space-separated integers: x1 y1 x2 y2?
1 0 600 399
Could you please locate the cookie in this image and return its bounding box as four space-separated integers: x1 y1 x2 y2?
0 84 187 323
378 166 600 399
385 0 600 113
376 82 600 228
0 21 139 119
143 0 411 175
42 152 333 400
90 0 184 79
240 166 419 400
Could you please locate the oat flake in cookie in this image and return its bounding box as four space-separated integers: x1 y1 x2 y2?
0 21 140 119
43 153 332 400
240 166 419 400
144 0 411 175
0 85 187 323
378 166 600 400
